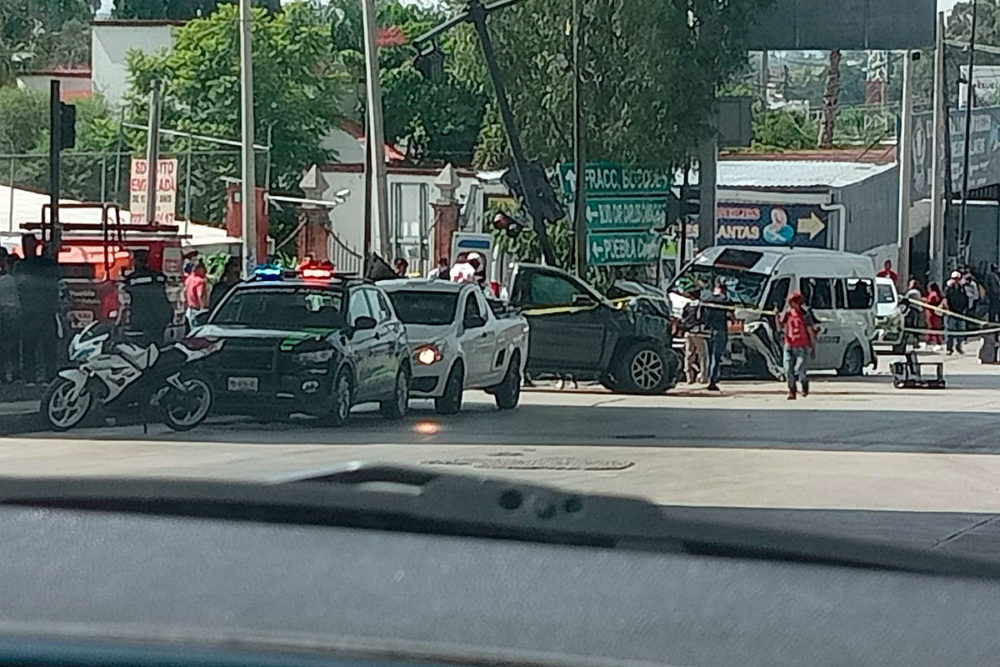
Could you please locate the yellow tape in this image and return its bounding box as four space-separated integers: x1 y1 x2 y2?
907 298 992 327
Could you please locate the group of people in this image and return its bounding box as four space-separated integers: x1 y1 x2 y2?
392 253 489 288
0 235 61 384
181 253 241 330
676 280 819 400
898 267 997 356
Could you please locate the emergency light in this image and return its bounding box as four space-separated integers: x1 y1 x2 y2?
253 265 284 281
301 267 333 280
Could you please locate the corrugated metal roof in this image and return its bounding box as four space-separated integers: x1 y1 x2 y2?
716 160 897 190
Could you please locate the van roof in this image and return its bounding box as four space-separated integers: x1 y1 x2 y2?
693 246 875 276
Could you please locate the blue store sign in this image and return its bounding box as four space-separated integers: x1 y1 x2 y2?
715 203 829 248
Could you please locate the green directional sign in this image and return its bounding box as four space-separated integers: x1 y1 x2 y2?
559 162 671 197
585 196 668 231
587 231 662 267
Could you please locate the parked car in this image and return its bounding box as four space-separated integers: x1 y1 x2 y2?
505 263 679 394
189 266 411 426
382 280 529 414
873 276 904 346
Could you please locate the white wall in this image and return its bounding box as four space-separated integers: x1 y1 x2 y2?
91 23 177 107
17 74 92 99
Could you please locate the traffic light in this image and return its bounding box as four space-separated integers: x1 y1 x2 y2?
59 103 76 150
414 44 445 79
492 212 524 239
500 159 566 224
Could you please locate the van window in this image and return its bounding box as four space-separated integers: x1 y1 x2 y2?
847 279 876 309
802 278 833 310
834 279 847 309
764 277 791 312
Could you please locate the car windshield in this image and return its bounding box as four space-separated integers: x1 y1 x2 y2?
212 287 345 329
670 265 769 307
387 291 459 325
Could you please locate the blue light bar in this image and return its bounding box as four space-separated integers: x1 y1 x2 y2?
253 264 284 281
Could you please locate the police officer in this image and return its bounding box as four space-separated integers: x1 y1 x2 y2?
123 250 173 346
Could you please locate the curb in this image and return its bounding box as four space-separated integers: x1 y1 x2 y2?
0 410 42 436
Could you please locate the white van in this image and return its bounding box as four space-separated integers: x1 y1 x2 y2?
668 246 877 378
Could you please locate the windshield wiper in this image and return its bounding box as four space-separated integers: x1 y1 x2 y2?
1 466 998 580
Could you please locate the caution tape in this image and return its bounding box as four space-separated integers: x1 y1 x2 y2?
522 294 776 318
902 326 1000 337
906 297 993 327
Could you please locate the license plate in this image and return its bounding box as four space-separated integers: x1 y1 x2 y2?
227 377 259 392
68 310 94 329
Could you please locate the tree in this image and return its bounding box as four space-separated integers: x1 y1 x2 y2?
126 2 348 226
0 0 94 80
112 0 280 20
0 87 46 153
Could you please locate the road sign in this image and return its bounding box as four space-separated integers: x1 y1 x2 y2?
559 162 671 197
584 196 668 231
587 231 662 267
715 203 829 248
129 157 178 225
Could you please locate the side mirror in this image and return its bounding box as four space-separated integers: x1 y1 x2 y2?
572 293 596 307
192 311 211 328
353 316 377 332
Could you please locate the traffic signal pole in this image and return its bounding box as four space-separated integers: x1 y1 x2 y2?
466 0 556 266
48 80 61 257
572 0 586 276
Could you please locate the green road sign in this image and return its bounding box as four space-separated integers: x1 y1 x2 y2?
588 231 662 267
585 196 668 231
559 162 671 197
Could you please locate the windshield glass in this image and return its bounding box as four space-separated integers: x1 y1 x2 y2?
212 287 345 329
670 265 769 306
877 284 896 304
387 291 459 325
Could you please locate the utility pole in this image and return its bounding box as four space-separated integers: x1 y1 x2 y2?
239 0 257 277
48 80 61 257
760 50 769 120
679 160 690 270
820 49 841 148
897 50 915 291
144 79 161 226
930 11 947 286
959 0 979 264
361 0 391 259
572 0 586 276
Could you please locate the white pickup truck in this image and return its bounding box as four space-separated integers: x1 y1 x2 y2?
381 280 530 414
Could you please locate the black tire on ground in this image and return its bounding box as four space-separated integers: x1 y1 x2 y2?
380 364 410 420
837 343 865 377
616 342 672 395
493 353 521 410
435 362 464 415
321 368 353 427
162 376 213 432
41 377 93 432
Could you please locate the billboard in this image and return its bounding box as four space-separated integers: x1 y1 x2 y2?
129 158 178 225
912 106 1000 200
958 66 1000 110
745 0 936 50
716 203 829 248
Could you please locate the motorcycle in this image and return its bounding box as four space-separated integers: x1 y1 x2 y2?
41 322 224 432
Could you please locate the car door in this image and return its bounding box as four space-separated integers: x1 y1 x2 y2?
511 267 607 372
458 289 493 386
346 288 377 401
800 276 839 369
364 288 399 393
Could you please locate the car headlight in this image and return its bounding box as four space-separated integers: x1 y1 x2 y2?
414 343 445 366
293 348 336 365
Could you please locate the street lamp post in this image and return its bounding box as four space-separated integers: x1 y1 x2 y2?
959 0 978 264
239 0 257 278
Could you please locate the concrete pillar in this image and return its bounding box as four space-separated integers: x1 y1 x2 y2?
433 164 461 263
298 164 331 263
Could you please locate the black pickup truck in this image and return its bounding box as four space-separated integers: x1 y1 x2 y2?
506 263 679 394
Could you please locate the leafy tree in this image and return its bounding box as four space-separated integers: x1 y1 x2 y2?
113 0 280 20
125 2 348 226
752 107 818 150
0 87 47 153
0 0 94 79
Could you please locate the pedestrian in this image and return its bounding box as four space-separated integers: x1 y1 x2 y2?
925 282 944 349
680 289 707 385
702 279 732 392
429 257 450 280
877 259 899 282
209 256 241 311
987 264 1000 323
0 254 22 383
124 249 172 345
394 257 409 277
904 279 924 349
184 260 209 328
13 234 60 383
450 253 476 284
944 271 969 355
963 271 980 320
778 290 818 400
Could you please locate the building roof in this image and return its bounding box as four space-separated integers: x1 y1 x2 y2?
90 19 186 27
721 145 897 165
714 160 897 191
19 67 92 77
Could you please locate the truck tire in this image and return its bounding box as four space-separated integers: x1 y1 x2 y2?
837 343 865 377
616 342 672 395
493 353 522 410
435 362 464 415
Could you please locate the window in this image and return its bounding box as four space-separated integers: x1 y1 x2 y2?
212 287 345 329
848 278 876 309
388 291 458 325
525 273 588 308
834 279 847 309
764 277 791 312
463 293 486 328
671 265 769 307
348 289 373 325
801 277 833 310
364 289 392 323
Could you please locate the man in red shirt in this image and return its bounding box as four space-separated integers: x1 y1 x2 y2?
778 291 818 400
876 259 898 283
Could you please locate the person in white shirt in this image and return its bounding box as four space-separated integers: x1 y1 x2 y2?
449 252 476 283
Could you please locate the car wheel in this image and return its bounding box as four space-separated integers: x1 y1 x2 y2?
838 343 865 377
322 369 353 427
493 353 521 410
435 362 464 415
617 342 671 395
380 364 410 420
